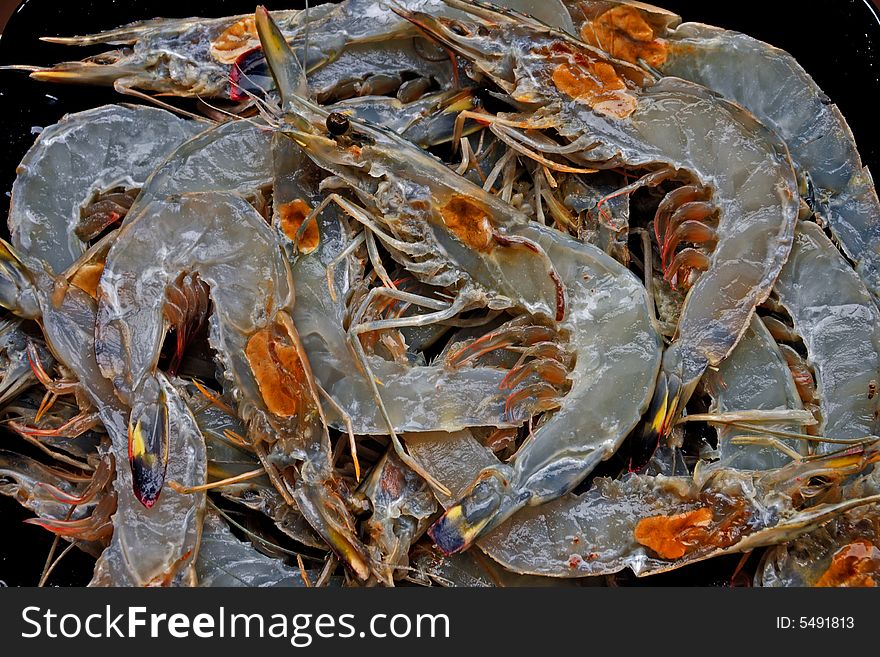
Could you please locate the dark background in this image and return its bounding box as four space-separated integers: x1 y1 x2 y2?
0 0 878 586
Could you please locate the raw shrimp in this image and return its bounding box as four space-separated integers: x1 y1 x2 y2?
407 430 880 577
258 8 660 555
8 6 326 102
0 245 207 586
750 221 880 586
8 105 204 275
403 0 800 441
258 16 565 317
570 0 880 304
11 0 449 114
14 0 575 108
94 192 371 580
772 221 880 445
258 7 571 484
274 137 552 435
428 221 660 552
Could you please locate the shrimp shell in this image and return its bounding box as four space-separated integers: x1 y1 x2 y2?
8 105 204 274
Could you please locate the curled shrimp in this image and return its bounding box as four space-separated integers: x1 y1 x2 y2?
771 221 880 445
408 429 880 577
402 0 800 444
94 191 372 580
750 221 880 586
256 7 569 489
4 110 211 584
426 221 661 553
0 244 207 586
8 105 204 275
571 0 880 305
256 6 660 554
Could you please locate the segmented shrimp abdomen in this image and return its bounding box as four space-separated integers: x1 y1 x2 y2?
663 22 880 304
9 105 204 274
773 221 880 445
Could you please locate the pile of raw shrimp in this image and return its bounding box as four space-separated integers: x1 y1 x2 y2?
2 0 879 587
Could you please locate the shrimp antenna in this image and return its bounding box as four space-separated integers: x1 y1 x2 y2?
38 541 76 587
233 62 279 111
303 0 311 84
724 420 875 446
218 77 282 129
207 498 313 559
196 94 271 131
38 508 73 587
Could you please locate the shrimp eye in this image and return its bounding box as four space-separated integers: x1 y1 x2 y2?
326 112 350 136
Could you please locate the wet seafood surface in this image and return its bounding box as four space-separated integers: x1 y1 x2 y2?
0 0 878 587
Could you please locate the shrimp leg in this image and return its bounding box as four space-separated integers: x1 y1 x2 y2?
348 286 481 496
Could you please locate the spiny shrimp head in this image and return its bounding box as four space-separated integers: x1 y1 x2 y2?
281 115 374 176
254 5 373 170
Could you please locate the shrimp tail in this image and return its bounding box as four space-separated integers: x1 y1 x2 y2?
127 386 171 508
428 468 527 555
